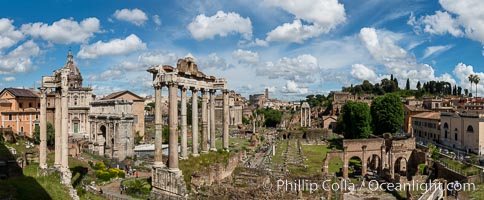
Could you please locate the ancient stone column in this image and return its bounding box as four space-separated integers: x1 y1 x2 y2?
362 145 367 177
54 89 61 168
191 88 199 156
201 89 208 153
207 99 211 149
223 90 229 150
39 87 47 169
300 107 303 127
153 85 164 167
180 86 188 159
61 83 69 171
308 108 311 127
209 90 216 151
168 82 179 171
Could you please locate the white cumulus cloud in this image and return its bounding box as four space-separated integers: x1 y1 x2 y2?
359 27 456 88
282 80 308 94
266 20 326 43
256 54 319 83
21 17 100 44
77 34 146 59
113 8 148 26
410 1 484 46
350 64 378 83
0 18 24 50
232 49 259 64
264 0 346 43
187 11 252 40
452 62 484 96
0 40 40 74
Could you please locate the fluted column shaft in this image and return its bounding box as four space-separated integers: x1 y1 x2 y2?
308 108 311 127
300 107 303 126
191 89 199 156
180 87 188 159
168 83 179 170
223 90 229 150
210 90 216 151
201 89 208 153
153 85 164 167
61 85 68 170
39 88 47 169
54 89 61 167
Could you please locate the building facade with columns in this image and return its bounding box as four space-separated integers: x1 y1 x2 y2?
46 52 95 139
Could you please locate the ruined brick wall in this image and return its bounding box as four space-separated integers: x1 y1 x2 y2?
190 151 244 190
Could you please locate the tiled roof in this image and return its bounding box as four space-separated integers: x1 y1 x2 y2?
405 105 428 112
101 90 143 100
412 112 440 120
1 88 39 98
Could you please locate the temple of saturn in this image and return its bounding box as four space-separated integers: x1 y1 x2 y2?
148 57 230 199
39 63 72 184
300 102 311 127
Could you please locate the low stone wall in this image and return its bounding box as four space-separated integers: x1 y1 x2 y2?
190 151 244 191
434 162 467 182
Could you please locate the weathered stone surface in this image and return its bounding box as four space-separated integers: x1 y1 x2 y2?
88 99 135 161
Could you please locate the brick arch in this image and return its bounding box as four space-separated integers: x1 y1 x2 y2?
366 154 382 172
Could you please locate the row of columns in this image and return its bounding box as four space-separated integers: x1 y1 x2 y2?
153 83 230 172
39 74 70 180
300 107 311 127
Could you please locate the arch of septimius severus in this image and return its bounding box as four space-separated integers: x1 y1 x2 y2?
148 57 230 199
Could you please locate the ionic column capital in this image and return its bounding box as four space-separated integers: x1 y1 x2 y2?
200 88 208 94
191 87 199 92
166 81 178 87
179 85 188 91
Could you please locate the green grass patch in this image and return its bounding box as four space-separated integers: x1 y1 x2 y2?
0 163 71 200
440 157 480 176
121 178 151 199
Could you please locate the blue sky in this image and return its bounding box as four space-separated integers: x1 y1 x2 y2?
0 0 484 100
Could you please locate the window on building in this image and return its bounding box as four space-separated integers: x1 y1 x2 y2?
455 133 458 141
19 103 23 108
467 125 474 133
20 127 23 133
74 123 79 134
8 114 12 120
29 103 32 108
445 131 448 139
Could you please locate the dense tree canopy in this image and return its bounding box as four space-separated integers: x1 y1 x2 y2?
339 101 372 139
257 108 283 127
370 93 404 135
34 122 55 146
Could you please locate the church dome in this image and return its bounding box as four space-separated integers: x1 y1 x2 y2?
63 50 83 89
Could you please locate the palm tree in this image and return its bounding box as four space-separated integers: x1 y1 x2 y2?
474 75 480 98
469 74 475 97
